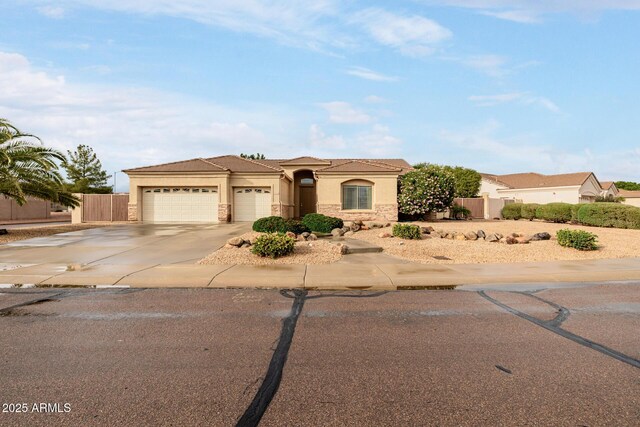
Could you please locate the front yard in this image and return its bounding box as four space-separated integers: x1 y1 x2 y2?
350 220 640 264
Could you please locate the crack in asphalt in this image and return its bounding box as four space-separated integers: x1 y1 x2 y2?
236 289 307 427
478 291 640 370
0 292 65 316
517 291 570 328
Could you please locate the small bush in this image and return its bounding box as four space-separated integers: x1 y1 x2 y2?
502 203 522 220
392 224 422 239
535 203 572 223
520 203 540 220
556 229 598 251
576 203 640 229
251 233 296 258
252 216 286 233
451 204 471 219
302 213 344 233
571 203 588 223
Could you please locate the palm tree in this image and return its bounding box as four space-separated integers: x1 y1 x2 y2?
0 118 79 207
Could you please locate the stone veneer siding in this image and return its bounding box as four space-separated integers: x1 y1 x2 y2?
271 204 281 217
128 203 138 221
317 203 398 222
218 204 231 223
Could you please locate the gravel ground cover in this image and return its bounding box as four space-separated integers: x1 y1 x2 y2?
198 231 343 265
350 220 640 264
0 224 109 245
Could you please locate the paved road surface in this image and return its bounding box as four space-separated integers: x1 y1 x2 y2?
1 283 638 426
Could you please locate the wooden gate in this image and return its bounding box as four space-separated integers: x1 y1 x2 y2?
453 197 484 219
81 194 129 222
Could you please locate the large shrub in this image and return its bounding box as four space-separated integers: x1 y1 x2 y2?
571 203 588 223
392 224 422 239
502 203 522 220
252 216 286 233
413 164 481 198
535 203 572 223
398 167 455 217
576 203 640 229
251 233 296 258
520 203 540 221
252 216 310 234
451 204 471 219
556 229 598 251
302 213 343 233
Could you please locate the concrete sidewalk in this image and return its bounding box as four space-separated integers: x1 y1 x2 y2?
2 257 640 289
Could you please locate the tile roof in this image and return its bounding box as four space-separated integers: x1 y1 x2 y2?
619 189 640 198
125 155 412 174
481 172 593 189
123 158 229 173
599 181 615 190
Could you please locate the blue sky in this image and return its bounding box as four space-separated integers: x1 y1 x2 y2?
2 1 640 190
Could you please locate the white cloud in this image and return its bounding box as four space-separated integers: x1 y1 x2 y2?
308 124 402 157
364 95 387 104
309 124 347 150
460 54 509 77
479 10 541 23
318 101 371 124
0 51 304 190
346 66 398 82
469 92 561 113
37 6 65 19
350 8 452 56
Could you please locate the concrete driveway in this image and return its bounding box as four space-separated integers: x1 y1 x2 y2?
0 223 250 266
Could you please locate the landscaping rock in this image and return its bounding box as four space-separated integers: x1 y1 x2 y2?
355 220 364 226
285 231 296 238
516 236 531 244
331 228 344 237
378 232 392 238
360 225 369 231
227 237 244 247
307 233 318 241
454 233 467 241
477 230 486 239
301 232 310 238
531 232 551 241
465 231 478 241
505 236 518 245
495 233 504 240
296 235 307 242
241 242 251 248
341 226 350 234
485 233 499 242
224 243 237 249
350 223 361 232
420 226 434 234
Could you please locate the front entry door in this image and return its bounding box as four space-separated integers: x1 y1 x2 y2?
299 186 316 217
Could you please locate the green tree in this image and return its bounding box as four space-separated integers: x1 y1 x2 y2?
398 166 455 218
63 145 112 193
414 163 481 198
240 153 266 160
0 118 78 207
615 181 640 191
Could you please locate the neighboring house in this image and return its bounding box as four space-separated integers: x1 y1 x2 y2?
619 189 640 208
123 155 411 223
479 172 602 204
599 181 619 198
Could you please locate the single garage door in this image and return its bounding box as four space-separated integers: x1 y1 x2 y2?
234 187 271 221
142 187 219 223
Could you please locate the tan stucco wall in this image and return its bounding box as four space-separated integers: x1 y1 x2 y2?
497 186 582 204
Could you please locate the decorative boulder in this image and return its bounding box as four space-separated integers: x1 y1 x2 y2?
227 237 244 247
495 233 504 240
285 231 296 238
420 226 434 234
505 236 519 245
296 235 306 242
350 223 361 232
476 230 486 239
465 231 478 241
531 232 551 241
485 234 499 242
301 232 310 238
454 233 467 241
241 242 251 248
307 233 318 241
516 236 531 244
331 228 344 237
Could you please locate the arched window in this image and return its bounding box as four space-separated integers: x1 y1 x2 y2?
342 180 373 210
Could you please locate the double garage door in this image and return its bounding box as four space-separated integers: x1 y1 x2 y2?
142 186 271 223
143 187 219 223
233 187 271 222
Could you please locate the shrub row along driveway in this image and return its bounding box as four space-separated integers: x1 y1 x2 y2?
1 284 638 425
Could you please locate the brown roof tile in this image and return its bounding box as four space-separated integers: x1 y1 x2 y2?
123 158 228 173
619 189 640 198
482 172 593 189
600 181 615 190
280 156 331 165
317 160 402 173
203 155 282 173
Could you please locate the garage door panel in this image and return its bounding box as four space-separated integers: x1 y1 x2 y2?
234 188 271 222
142 188 219 223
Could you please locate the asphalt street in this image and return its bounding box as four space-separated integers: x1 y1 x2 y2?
0 283 638 426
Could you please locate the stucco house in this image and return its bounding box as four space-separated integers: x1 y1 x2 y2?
619 189 640 207
123 155 411 223
599 181 619 198
479 172 603 204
